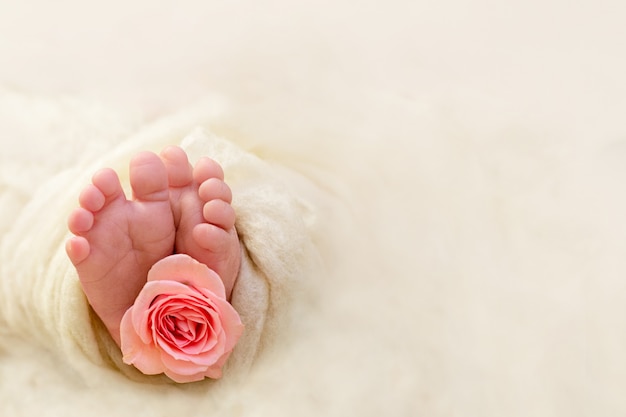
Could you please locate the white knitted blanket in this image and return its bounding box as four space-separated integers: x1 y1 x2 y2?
2 1 626 415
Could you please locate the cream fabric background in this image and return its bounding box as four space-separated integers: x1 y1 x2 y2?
1 1 626 416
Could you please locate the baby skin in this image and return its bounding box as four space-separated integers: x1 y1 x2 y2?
65 146 241 346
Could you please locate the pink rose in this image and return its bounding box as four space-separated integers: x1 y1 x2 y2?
120 254 244 383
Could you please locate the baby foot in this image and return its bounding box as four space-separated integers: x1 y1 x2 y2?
65 152 175 345
160 146 241 299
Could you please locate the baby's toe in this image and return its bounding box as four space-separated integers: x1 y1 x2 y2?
92 168 124 200
193 157 224 183
161 146 193 187
129 152 169 202
198 178 232 204
79 184 106 212
203 199 236 230
65 236 90 265
68 207 94 234
192 223 232 252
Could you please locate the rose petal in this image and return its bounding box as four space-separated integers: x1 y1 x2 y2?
165 354 228 382
119 254 245 383
160 352 208 376
200 351 234 380
129 346 167 376
164 369 209 384
133 282 206 343
146 254 226 299
170 320 215 355
209 351 232 372
201 365 223 380
154 308 225 365
152 299 217 353
210 298 245 352
120 308 166 375
183 312 221 354
120 307 142 359
185 335 226 366
180 333 213 355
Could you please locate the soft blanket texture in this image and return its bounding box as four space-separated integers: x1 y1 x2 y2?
0 114 323 383
1 0 626 416
0 94 343 413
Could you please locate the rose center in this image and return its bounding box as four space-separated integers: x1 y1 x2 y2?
163 314 206 345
